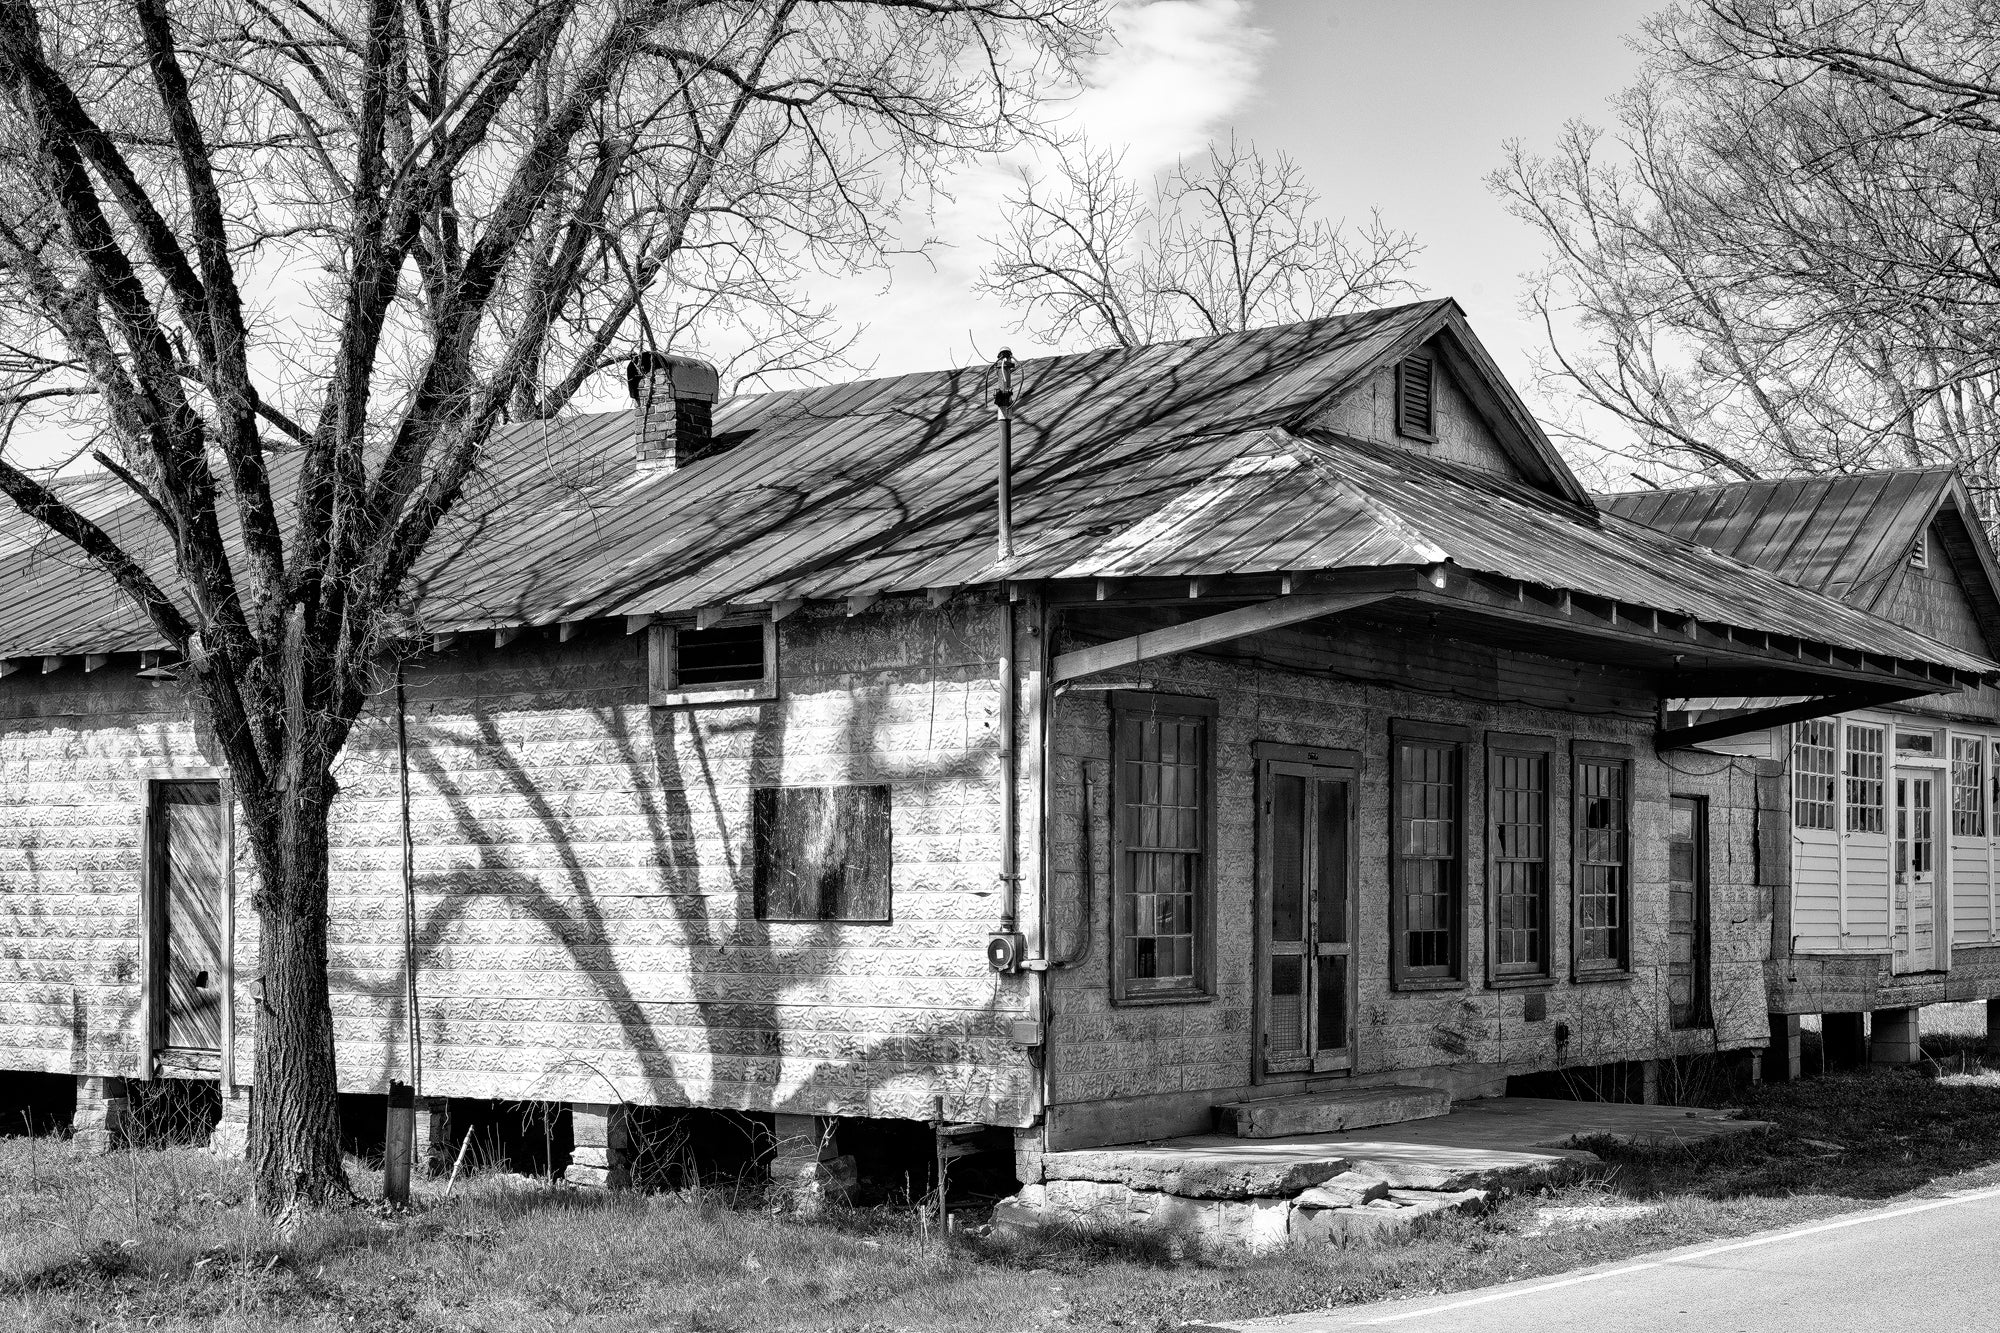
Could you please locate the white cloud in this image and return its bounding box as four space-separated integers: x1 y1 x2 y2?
806 0 1274 380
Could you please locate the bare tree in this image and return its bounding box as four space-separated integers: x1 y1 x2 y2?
0 0 1101 1214
1495 0 2000 491
982 135 1423 350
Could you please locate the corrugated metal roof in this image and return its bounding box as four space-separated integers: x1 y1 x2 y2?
0 299 1992 679
1594 470 1959 606
0 301 1463 656
1290 434 1993 674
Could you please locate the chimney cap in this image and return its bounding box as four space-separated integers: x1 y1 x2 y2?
626 351 720 403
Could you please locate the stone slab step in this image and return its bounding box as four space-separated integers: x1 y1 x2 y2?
1213 1083 1451 1139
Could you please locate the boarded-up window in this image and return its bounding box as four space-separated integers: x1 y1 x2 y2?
1954 736 1985 836
1792 720 1836 830
1847 724 1885 832
1112 693 1213 1001
752 786 892 922
1573 749 1631 974
1488 741 1550 979
1392 722 1464 986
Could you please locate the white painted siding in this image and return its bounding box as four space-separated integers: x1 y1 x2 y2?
1793 829 1842 947
1952 839 1992 944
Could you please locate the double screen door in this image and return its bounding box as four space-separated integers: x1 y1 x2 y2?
1257 747 1359 1077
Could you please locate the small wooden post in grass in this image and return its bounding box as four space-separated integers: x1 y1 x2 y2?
385 1081 415 1206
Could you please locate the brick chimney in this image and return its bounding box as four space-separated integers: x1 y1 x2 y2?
626 352 721 470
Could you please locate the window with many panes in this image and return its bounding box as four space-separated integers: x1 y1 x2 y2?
1573 745 1631 975
1846 724 1885 833
1112 694 1213 1001
1392 723 1464 986
1954 736 1986 836
1791 720 1837 830
1488 738 1551 981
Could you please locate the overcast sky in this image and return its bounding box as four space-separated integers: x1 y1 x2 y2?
820 0 1660 409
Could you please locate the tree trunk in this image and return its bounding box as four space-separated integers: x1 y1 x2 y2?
247 778 349 1214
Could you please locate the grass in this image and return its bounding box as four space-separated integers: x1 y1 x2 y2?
6 1055 2000 1333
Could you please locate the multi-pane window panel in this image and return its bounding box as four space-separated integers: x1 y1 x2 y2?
1490 750 1549 975
1954 737 1986 836
1791 720 1837 831
1576 760 1629 970
1395 740 1459 978
1117 710 1207 992
1846 725 1885 833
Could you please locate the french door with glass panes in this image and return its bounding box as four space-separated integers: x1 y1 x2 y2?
1893 768 1941 975
1256 746 1359 1077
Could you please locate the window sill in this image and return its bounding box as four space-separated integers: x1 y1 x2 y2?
650 679 777 707
1111 989 1214 1008
1570 968 1635 985
1391 977 1465 993
1487 974 1553 991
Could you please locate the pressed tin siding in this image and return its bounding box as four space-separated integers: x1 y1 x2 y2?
0 669 225 1078
3 595 1037 1126
1043 631 1776 1116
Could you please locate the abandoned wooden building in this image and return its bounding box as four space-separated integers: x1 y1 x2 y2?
2 298 1994 1190
1602 472 2000 1070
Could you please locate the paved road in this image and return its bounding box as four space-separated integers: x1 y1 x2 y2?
1203 1185 2000 1333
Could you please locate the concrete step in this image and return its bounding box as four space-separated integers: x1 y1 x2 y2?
1213 1083 1451 1139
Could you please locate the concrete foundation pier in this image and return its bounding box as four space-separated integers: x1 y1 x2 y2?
568 1102 631 1191
72 1076 130 1153
208 1087 250 1158
1823 1012 1868 1069
769 1113 854 1216
413 1096 448 1176
1768 1014 1803 1081
1871 1007 1921 1065
1986 998 2000 1059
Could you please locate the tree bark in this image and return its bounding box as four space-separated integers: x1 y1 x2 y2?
246 779 348 1214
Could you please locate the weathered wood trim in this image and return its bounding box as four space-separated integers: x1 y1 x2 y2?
1660 688 1926 751
1051 583 1411 683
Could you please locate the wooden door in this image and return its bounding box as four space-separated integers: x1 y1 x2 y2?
1893 770 1938 975
1666 796 1711 1029
150 781 226 1052
1259 754 1358 1076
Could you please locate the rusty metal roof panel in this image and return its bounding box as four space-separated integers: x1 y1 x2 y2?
1296 434 1992 673
1596 470 1958 606
3 299 1988 680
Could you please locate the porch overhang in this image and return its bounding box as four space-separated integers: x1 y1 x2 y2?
1040 562 1993 741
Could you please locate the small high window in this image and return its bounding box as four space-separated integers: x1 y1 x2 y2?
753 785 892 922
649 618 776 705
1395 352 1436 441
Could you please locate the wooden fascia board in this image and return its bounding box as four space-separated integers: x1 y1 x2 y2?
1050 582 1416 683
1422 575 1970 691
1043 566 1424 607
1659 686 1931 751
1932 485 2000 655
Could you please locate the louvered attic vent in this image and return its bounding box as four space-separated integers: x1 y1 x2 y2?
1396 352 1436 442
1910 535 1929 570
